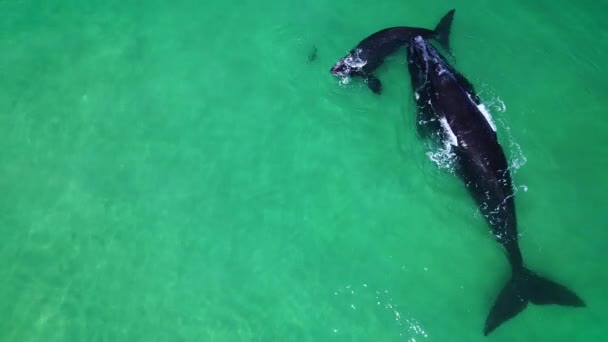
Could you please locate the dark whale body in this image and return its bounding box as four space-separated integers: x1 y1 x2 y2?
330 9 455 94
406 36 585 335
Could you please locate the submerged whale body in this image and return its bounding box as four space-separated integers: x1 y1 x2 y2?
330 9 455 94
405 36 585 335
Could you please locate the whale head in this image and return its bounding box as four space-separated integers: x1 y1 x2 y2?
331 49 367 77
408 35 453 85
408 36 432 66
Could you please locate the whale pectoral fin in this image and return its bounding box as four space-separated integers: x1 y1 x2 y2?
364 74 382 94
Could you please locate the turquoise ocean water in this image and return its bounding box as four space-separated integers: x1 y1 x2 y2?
1 1 607 341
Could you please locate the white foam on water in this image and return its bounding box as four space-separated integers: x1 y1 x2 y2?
439 117 458 146
466 92 497 132
426 142 456 173
332 283 429 340
339 76 351 85
482 93 508 114
477 103 497 131
497 116 528 172
405 317 429 341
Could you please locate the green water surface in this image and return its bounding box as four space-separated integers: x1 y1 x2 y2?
1 1 607 341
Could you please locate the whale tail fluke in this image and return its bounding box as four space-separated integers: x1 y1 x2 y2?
484 267 585 336
433 9 455 54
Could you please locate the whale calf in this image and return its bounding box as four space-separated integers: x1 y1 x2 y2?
406 35 585 335
330 9 455 94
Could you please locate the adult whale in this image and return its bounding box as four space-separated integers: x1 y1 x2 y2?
330 9 455 94
405 36 585 335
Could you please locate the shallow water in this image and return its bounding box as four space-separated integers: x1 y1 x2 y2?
1 1 607 341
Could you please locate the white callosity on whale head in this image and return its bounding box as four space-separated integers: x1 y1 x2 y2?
439 117 458 147
414 92 420 100
331 48 367 77
437 63 450 76
344 55 367 68
412 35 431 63
343 48 367 68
